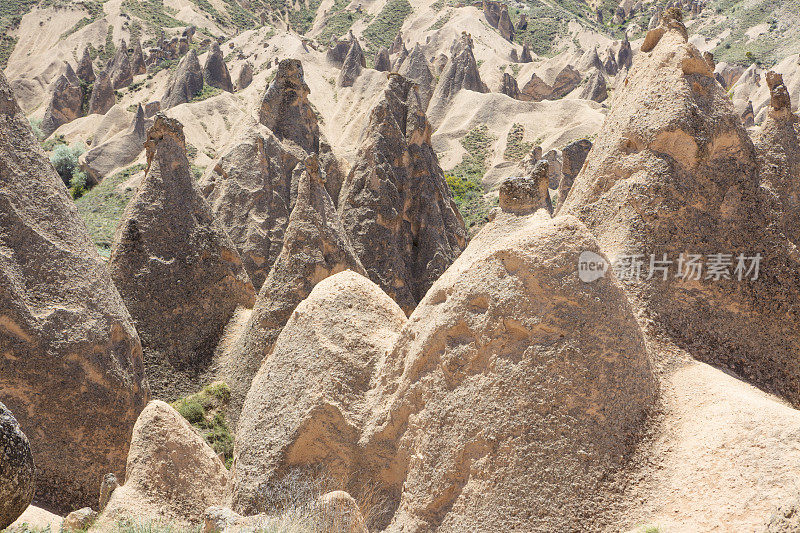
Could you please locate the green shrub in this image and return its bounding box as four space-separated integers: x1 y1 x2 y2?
362 0 412 60
445 125 497 237
28 117 44 140
503 123 533 161
173 398 205 424
190 83 222 102
70 169 88 199
171 382 235 467
50 142 86 187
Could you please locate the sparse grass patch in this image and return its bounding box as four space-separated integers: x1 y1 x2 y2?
121 0 183 32
190 83 222 102
362 0 412 60
60 0 104 40
446 125 497 237
504 123 533 162
172 382 234 467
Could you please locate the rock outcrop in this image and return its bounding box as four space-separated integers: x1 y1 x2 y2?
161 49 204 110
0 403 35 529
233 269 403 514
109 115 255 399
339 37 366 87
77 46 95 83
236 61 253 90
258 59 320 154
94 401 230 528
80 103 147 184
131 38 147 76
520 72 552 101
520 42 532 63
428 33 488 120
326 35 352 67
107 41 133 89
339 74 467 314
62 509 97 532
398 43 435 107
391 31 405 55
361 185 656 531
577 46 604 72
41 65 83 137
0 70 148 513
579 69 608 102
499 72 520 99
551 64 582 98
88 71 115 115
556 138 592 213
483 0 514 41
374 47 391 72
753 72 800 245
561 11 800 407
204 41 234 93
617 34 633 70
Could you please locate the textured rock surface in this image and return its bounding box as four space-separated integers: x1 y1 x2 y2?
339 37 366 87
753 72 800 245
551 64 582 98
362 203 656 531
236 61 253 90
398 43 435 108
0 402 35 529
0 70 148 513
62 508 97 532
562 15 800 406
41 65 83 137
428 33 488 120
204 41 234 93
556 138 592 213
502 159 551 214
77 46 95 83
317 491 369 533
374 47 391 72
80 103 147 184
223 158 365 428
131 38 146 76
161 49 204 110
340 74 466 314
107 41 133 89
579 69 608 102
520 72 552 101
233 270 404 514
259 59 320 154
520 42 532 62
95 401 230 528
109 115 254 400
88 71 115 115
499 72 520 99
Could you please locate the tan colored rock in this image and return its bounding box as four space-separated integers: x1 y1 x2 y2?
428 33 488 120
88 71 115 115
0 70 148 513
107 40 133 90
561 15 800 406
233 270 405 514
556 138 592 213
316 491 369 533
391 31 405 55
363 196 656 531
520 42 532 63
339 74 467 314
223 158 366 428
259 59 320 154
204 41 234 93
109 115 255 399
374 47 391 72
499 72 520 99
339 37 366 88
131 38 146 76
62 508 97 532
80 103 147 184
235 61 253 90
41 65 83 137
399 43 435 108
161 49 204 110
77 46 95 83
98 473 118 512
579 69 608 102
551 64 582 98
520 72 552 101
0 402 35 529
95 401 230 528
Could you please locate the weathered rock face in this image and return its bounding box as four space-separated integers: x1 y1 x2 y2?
236 61 253 90
0 403 35 530
62 508 97 532
222 157 365 428
362 202 656 531
107 41 133 89
374 47 391 72
131 38 147 76
556 138 592 213
603 49 619 75
391 31 405 55
428 33 488 119
498 162 550 214
550 64 582 98
77 46 95 83
232 269 403 515
88 71 115 115
579 69 608 102
0 70 148 513
95 401 230 528
752 72 800 245
398 43 435 107
326 35 352 67
109 115 255 399
161 49 204 110
483 0 514 41
520 42 532 62
41 65 83 137
741 100 755 127
391 44 409 72
516 13 528 31
259 59 320 154
499 72 520 99
340 74 467 314
561 15 800 407
80 103 147 184
617 34 633 70
204 41 234 93
339 37 366 87
577 46 604 72
520 72 552 101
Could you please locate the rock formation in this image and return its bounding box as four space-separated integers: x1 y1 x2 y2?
520 72 552 101
398 43 435 107
77 46 95 83
80 103 147 184
520 42 532 62
602 48 618 75
107 40 133 89
391 44 409 72
577 46 604 72
517 13 528 31
579 69 608 102
204 41 234 93
500 72 521 99
94 401 230 528
258 59 320 154
617 34 633 70
752 72 800 244
550 64 582 98
326 35 352 67
236 61 253 90
483 0 514 41
0 402 35 529
339 74 467 314
161 49 204 110
374 47 391 72
109 115 255 399
88 70 115 115
556 138 592 213
361 182 656 531
339 37 366 87
131 38 147 76
233 269 402 514
62 509 97 532
391 31 405 55
222 157 365 428
561 11 800 407
428 33 488 120
41 64 83 137
0 70 148 512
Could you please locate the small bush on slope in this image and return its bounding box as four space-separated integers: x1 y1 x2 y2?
172 382 234 468
446 125 498 237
